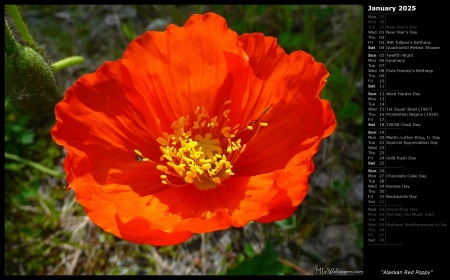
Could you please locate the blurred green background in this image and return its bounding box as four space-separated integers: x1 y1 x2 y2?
5 5 364 275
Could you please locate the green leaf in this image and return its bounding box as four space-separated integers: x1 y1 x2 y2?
18 130 35 145
244 243 255 258
275 215 296 230
338 101 360 120
226 242 284 275
5 152 63 178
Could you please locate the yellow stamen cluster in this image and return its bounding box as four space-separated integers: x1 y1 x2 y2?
135 101 270 190
155 103 246 190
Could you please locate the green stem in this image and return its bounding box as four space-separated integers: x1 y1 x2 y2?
5 152 64 178
51 56 85 72
4 19 20 54
5 5 37 49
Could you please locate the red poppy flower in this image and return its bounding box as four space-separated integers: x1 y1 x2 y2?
51 12 336 246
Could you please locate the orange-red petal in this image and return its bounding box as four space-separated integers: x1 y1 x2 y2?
255 153 315 223
51 60 177 244
121 12 246 130
113 174 280 234
115 215 193 246
228 34 288 126
231 33 336 175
